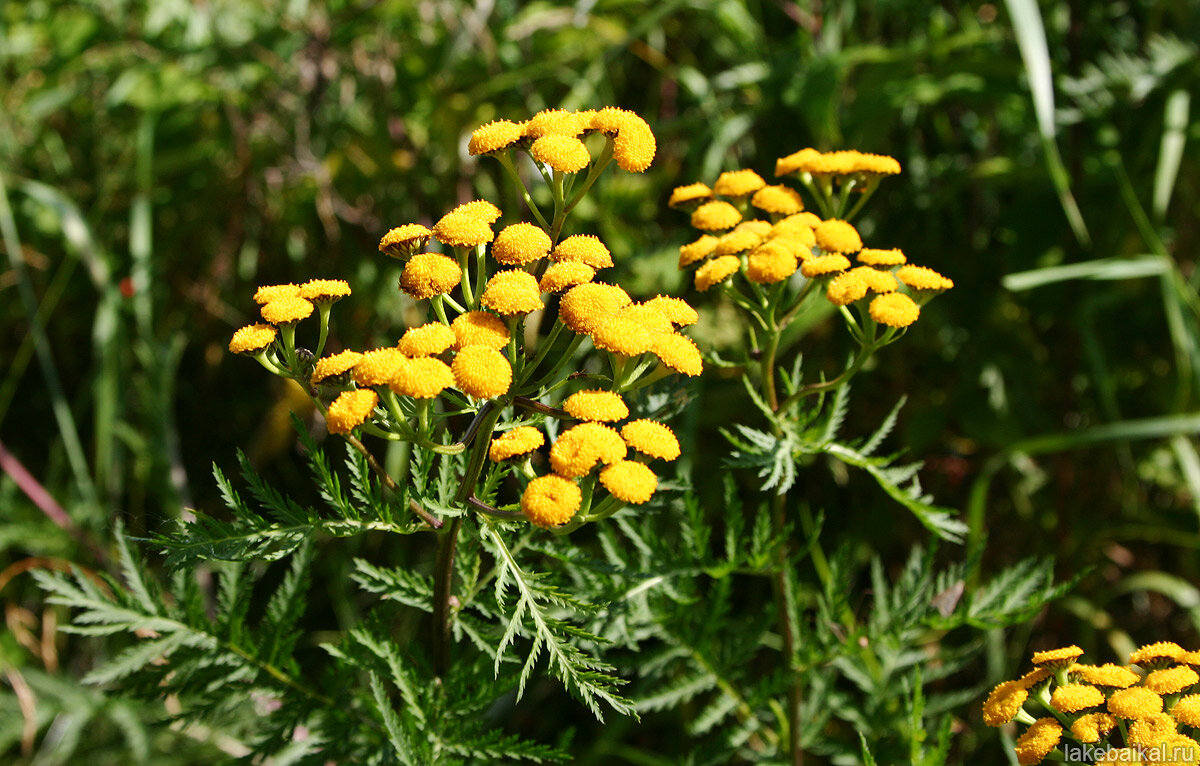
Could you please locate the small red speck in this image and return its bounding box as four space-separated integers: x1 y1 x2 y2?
119 276 135 298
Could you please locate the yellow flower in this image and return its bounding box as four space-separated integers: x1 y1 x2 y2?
715 228 764 257
1129 713 1178 748
1050 684 1104 713
589 106 639 136
826 271 870 307
390 357 454 399
1072 663 1140 688
549 422 626 477
751 184 804 215
397 322 457 357
526 108 588 138
643 295 699 327
800 254 851 278
679 235 720 268
814 219 863 253
452 311 509 350
612 116 656 173
531 135 591 173
1132 642 1187 668
253 283 300 304
1071 712 1117 743
858 247 907 267
521 474 581 528
1163 735 1200 766
550 235 613 269
492 222 552 266
690 200 742 232
1146 665 1199 694
229 323 278 354
1019 668 1054 689
433 211 494 248
400 253 461 299
746 242 799 284
1109 686 1165 718
694 255 741 291
850 151 901 175
539 261 595 293
712 169 766 198
379 224 433 259
353 348 408 387
1014 718 1062 766
452 346 512 399
668 182 714 209
563 390 629 423
982 680 1029 727
299 279 351 303
261 296 315 325
311 349 363 383
600 460 657 504
481 270 543 315
559 283 632 335
621 419 680 461
734 219 773 238
869 293 920 328
896 265 954 292
849 265 898 293
1181 651 1200 666
1172 694 1200 727
326 389 378 435
653 333 702 377
591 314 656 357
617 303 674 336
468 119 527 155
490 426 545 462
768 215 817 248
775 147 823 176
452 199 503 224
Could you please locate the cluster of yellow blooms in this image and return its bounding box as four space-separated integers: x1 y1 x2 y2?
230 107 697 531
983 643 1200 764
670 156 952 329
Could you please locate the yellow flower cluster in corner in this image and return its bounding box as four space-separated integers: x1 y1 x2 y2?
467 107 656 173
982 642 1200 765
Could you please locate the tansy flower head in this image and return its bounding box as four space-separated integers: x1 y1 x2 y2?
551 235 613 269
869 293 920 328
468 119 526 156
715 228 763 257
451 199 503 224
490 426 545 463
379 224 433 259
850 265 898 293
311 350 363 383
1108 686 1165 719
539 261 595 293
751 184 804 215
531 135 591 173
452 311 509 350
1171 694 1200 727
668 182 714 209
694 255 741 292
589 106 638 136
353 348 408 387
600 460 657 504
549 423 626 477
734 219 773 237
452 346 512 399
621 420 680 461
1132 642 1187 668
433 211 494 248
1071 712 1118 744
858 247 907 267
526 108 588 138
261 296 314 325
559 283 632 335
400 253 461 299
1050 684 1104 713
1147 665 1199 695
563 390 629 423
1180 651 1200 666
521 474 581 528
397 322 457 357
1018 667 1054 690
983 681 1029 727
299 279 351 303
591 314 656 357
1032 646 1085 667
229 324 278 355
896 264 954 292
712 169 766 198
1129 713 1177 748
253 283 300 304
326 389 378 435
389 357 454 399
691 200 742 232
481 270 543 315
826 271 870 307
492 222 552 266
800 254 851 278
746 242 799 284
771 233 817 261
1014 718 1062 766
768 215 817 247
1072 663 1141 689
775 147 823 176
617 303 674 336
850 151 901 175
653 333 702 377
815 219 863 253
643 296 699 327
679 235 720 268
612 116 656 173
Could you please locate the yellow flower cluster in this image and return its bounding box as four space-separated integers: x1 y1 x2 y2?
775 148 902 177
468 107 656 173
982 643 1200 765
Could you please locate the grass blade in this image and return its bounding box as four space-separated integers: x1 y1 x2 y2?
1153 89 1189 222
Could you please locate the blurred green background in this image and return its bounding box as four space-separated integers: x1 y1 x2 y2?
2 0 1199 761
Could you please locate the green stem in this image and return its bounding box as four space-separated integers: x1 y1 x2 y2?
455 403 505 504
495 152 550 230
315 305 331 358
342 433 441 529
432 516 462 677
456 249 475 308
563 137 614 219
473 244 488 312
778 342 877 411
431 295 451 326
